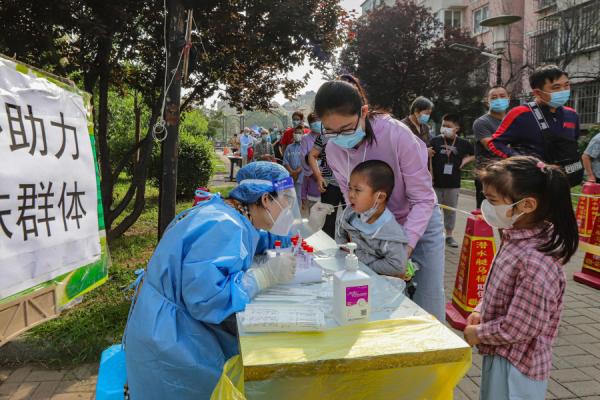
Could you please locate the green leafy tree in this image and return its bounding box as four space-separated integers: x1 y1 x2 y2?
180 109 209 137
338 0 488 130
205 110 224 139
0 0 347 240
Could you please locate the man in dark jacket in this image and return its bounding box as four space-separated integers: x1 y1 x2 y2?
489 65 580 161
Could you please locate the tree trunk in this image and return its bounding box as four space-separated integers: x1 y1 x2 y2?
158 0 186 238
96 35 115 231
107 102 160 242
134 90 141 162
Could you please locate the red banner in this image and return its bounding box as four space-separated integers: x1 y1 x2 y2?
452 236 496 313
575 183 600 242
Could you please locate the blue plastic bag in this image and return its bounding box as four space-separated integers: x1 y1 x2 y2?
96 344 127 400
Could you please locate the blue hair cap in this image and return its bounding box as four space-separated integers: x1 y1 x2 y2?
229 161 290 204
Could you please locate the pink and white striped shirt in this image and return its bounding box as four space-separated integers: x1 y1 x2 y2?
475 225 566 381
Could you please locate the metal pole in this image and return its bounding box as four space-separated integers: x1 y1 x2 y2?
158 0 186 238
496 57 502 85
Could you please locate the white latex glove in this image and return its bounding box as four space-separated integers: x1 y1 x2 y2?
308 202 335 233
249 253 296 291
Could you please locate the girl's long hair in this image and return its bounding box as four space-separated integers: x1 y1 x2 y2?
478 156 578 264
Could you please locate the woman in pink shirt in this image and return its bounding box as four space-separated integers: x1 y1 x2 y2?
314 80 445 320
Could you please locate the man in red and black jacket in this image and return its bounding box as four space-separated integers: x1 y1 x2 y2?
489 65 580 161
280 111 310 154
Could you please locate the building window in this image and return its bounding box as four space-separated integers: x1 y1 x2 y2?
571 81 600 125
533 28 559 64
577 2 600 50
473 6 489 34
444 9 463 28
537 0 557 10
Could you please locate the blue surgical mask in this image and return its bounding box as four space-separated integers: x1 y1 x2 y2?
351 207 393 235
546 89 571 108
419 114 430 124
330 126 366 149
359 192 382 223
490 98 509 112
310 121 322 133
292 119 302 127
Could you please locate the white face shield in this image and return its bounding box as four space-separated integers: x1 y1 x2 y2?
267 177 302 236
240 177 302 236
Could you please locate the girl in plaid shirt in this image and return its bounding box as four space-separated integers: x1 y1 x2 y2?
464 156 578 400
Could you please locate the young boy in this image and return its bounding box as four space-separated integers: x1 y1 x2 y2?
430 114 474 247
283 125 305 207
335 160 416 280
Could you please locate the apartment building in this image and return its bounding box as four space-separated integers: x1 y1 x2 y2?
360 0 600 126
360 0 395 13
527 0 600 126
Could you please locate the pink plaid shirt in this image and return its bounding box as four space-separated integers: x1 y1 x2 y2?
474 225 566 381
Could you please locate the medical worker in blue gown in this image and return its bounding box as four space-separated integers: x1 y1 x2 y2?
124 162 334 400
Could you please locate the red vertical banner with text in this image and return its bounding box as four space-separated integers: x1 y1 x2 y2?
446 210 496 330
575 182 600 243
575 210 600 290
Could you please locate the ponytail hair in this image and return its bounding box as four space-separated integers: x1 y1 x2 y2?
314 80 377 145
537 166 579 262
339 74 368 106
477 156 578 263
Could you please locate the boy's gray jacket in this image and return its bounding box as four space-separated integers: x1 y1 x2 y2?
335 208 409 276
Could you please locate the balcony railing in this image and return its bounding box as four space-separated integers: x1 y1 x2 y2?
537 0 557 11
571 81 600 126
529 29 560 65
529 0 600 66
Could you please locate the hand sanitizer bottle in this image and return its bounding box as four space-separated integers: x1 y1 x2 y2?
333 243 371 325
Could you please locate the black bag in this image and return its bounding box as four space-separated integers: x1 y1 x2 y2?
528 102 583 187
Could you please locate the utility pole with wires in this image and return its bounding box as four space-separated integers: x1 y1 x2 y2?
157 0 193 238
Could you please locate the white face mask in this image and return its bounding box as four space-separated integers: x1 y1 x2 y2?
359 192 382 223
294 133 302 142
266 197 294 236
440 126 455 139
480 199 524 229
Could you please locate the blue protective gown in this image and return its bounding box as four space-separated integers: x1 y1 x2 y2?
124 195 287 399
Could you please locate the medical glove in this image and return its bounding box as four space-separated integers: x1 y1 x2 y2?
247 253 296 292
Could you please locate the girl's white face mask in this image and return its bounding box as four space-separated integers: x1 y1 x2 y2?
480 199 524 229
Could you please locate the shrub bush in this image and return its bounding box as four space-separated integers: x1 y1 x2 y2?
149 132 215 199
579 125 600 154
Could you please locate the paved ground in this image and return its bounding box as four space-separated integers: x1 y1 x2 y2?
0 364 96 399
451 194 600 400
1 191 600 399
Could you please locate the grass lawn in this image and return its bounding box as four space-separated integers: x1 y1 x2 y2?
214 157 228 175
461 179 475 192
19 178 234 367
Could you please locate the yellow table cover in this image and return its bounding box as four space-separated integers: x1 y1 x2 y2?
213 316 471 399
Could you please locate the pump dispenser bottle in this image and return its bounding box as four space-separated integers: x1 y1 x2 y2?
333 243 371 325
